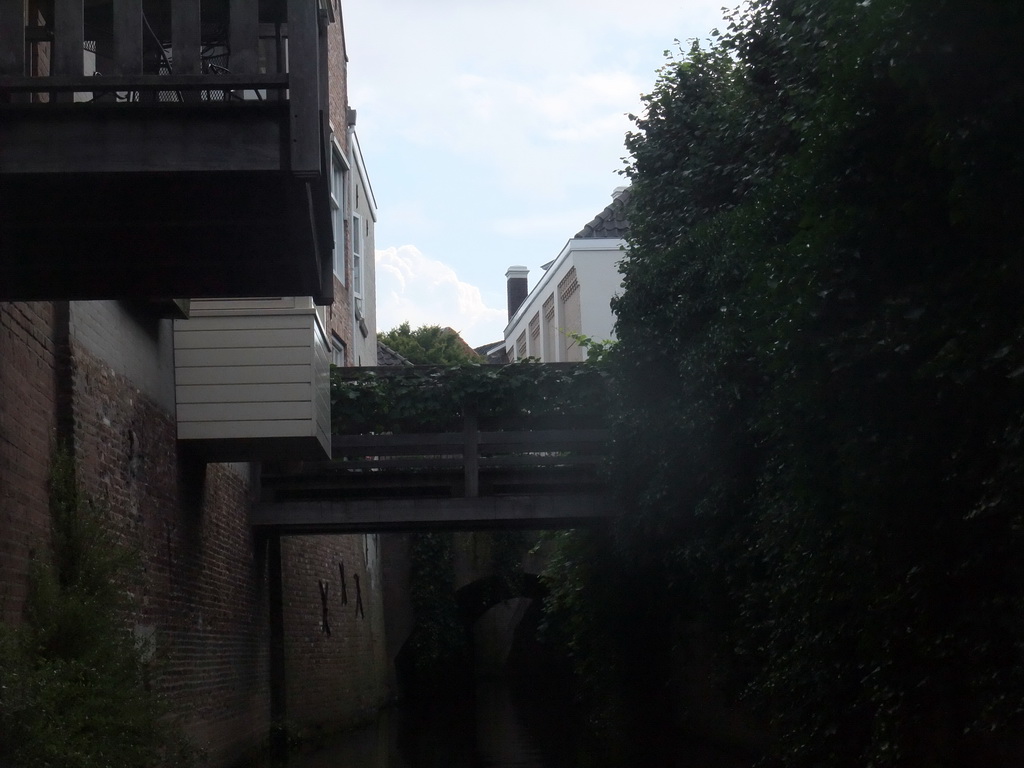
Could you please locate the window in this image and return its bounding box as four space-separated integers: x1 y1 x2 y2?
352 212 363 300
332 333 347 367
331 151 346 283
528 313 540 357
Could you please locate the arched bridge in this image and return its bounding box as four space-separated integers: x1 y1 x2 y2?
252 365 615 533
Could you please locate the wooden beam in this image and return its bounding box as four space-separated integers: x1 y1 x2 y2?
0 104 284 174
0 72 289 92
53 0 83 103
0 2 25 77
112 0 143 76
286 0 320 176
172 0 201 75
464 408 480 498
230 0 259 74
251 494 617 533
266 533 288 763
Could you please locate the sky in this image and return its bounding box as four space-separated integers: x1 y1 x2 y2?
342 0 738 348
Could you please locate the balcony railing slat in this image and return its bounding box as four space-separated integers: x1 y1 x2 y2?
0 3 25 77
172 0 201 76
0 73 289 93
54 0 84 103
113 0 143 76
230 0 260 74
287 0 320 176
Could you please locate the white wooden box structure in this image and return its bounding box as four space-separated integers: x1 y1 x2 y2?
174 298 331 461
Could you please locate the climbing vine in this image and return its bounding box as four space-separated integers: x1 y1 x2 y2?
406 533 465 680
330 362 610 434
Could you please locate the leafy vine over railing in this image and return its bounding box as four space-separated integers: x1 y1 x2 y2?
330 362 610 434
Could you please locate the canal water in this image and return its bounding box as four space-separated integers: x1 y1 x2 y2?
287 678 601 768
285 678 756 768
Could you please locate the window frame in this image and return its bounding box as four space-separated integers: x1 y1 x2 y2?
352 211 364 302
331 333 347 367
330 143 348 284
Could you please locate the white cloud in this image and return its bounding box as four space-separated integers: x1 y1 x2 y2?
375 245 508 348
344 0 732 202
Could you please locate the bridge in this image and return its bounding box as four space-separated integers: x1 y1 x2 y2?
254 417 614 533
252 364 615 532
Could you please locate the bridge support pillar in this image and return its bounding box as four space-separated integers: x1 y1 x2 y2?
267 532 288 764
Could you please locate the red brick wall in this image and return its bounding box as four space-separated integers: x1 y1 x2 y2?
326 13 356 360
0 302 58 625
68 345 272 765
328 12 349 154
281 533 391 732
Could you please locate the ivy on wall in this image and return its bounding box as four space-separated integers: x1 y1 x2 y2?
330 362 610 434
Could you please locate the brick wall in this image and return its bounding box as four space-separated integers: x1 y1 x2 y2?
327 13 349 152
281 533 391 732
68 342 271 765
0 301 58 624
64 306 392 760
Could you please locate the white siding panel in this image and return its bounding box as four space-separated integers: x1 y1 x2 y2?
178 401 312 423
175 347 312 367
188 297 312 314
174 328 311 349
173 304 331 460
174 313 313 332
177 420 314 440
177 382 312 404
175 364 312 386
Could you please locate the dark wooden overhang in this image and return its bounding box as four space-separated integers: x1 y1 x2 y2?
0 0 334 304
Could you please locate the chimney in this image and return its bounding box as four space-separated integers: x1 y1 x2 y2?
506 266 529 321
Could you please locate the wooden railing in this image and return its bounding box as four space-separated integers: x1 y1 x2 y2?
329 428 610 498
0 0 327 176
261 416 610 506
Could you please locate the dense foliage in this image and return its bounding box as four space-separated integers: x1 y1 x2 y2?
377 322 481 365
543 0 1024 765
405 532 466 681
331 361 610 434
0 450 195 768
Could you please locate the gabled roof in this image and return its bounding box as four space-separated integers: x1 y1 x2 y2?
574 187 631 239
376 341 413 367
474 341 510 364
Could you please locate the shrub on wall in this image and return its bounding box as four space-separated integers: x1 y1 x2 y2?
0 449 196 768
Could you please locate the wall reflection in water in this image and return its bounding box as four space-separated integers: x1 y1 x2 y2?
289 679 581 768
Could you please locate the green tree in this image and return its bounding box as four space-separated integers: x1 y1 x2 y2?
378 322 481 365
545 1 1024 765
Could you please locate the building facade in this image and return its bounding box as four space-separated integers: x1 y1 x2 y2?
504 188 629 362
0 2 388 765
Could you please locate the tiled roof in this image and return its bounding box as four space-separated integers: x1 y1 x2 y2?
474 341 509 364
442 328 483 360
574 187 631 239
376 341 413 367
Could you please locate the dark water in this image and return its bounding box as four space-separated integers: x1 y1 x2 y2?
287 679 592 768
285 679 757 768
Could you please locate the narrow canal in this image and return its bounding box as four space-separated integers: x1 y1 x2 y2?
287 678 591 768
284 677 756 768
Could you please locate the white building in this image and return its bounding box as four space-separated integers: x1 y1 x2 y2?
504 188 629 362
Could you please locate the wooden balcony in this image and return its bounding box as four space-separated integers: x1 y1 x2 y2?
0 0 334 304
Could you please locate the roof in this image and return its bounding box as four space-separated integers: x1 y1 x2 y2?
376 341 413 367
574 187 631 239
474 341 510 364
